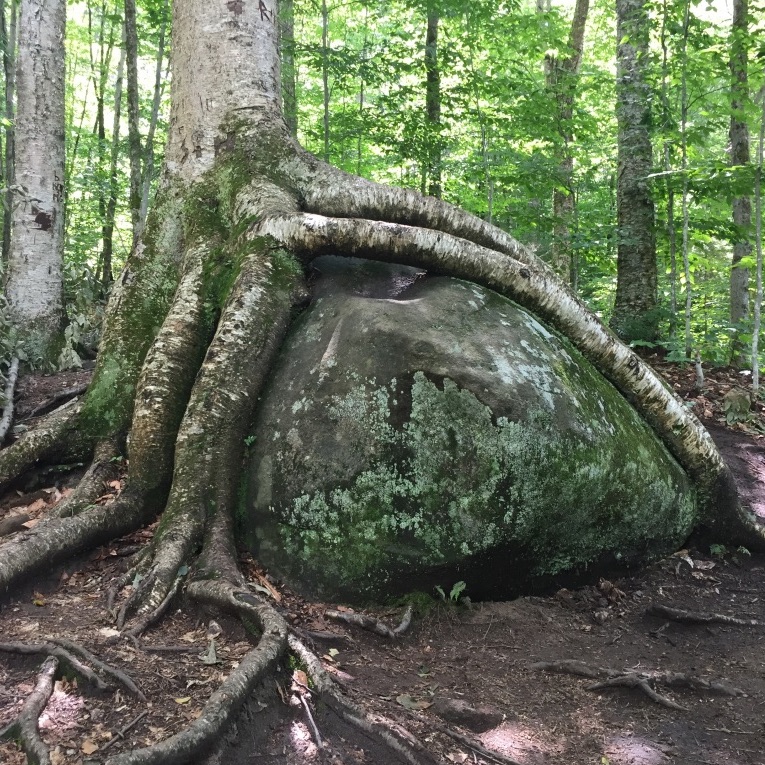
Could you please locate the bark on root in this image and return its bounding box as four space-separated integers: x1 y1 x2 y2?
532 659 744 711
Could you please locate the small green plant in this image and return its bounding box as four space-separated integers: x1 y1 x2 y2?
435 580 467 603
244 434 256 446
710 543 727 557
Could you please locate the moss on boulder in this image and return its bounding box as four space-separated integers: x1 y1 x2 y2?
244 258 697 601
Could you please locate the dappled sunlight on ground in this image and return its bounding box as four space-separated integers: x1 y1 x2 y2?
480 721 564 763
604 733 669 765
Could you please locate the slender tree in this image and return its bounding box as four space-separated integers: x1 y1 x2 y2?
5 0 67 366
124 0 142 245
610 0 658 342
424 0 441 198
545 0 589 284
729 0 751 366
1 0 16 264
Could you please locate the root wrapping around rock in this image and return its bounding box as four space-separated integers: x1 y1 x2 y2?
289 633 434 765
325 605 413 638
0 654 57 765
0 640 144 699
533 659 744 710
648 603 761 626
0 357 20 445
107 580 287 765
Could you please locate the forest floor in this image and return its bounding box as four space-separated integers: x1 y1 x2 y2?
1 358 765 765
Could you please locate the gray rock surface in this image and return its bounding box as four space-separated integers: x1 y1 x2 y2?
244 257 697 601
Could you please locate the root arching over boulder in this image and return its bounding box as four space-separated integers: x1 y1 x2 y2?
0 2 762 763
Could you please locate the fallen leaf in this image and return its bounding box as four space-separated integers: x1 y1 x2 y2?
396 694 432 711
99 627 121 638
22 518 40 529
32 593 46 607
174 697 191 704
81 739 99 755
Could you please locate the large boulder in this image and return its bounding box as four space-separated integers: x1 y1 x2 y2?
244 257 697 601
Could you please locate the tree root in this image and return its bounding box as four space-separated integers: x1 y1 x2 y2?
289 633 435 765
24 382 89 421
107 580 287 765
325 605 413 638
0 357 19 445
532 659 744 711
49 438 120 519
647 604 761 626
0 399 84 495
0 655 57 765
0 640 144 699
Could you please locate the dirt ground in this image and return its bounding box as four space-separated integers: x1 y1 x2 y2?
1 360 765 765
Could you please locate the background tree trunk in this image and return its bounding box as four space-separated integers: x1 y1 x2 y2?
611 0 658 343
729 0 751 367
424 1 441 198
545 0 589 284
124 0 142 247
5 0 67 366
1 0 16 265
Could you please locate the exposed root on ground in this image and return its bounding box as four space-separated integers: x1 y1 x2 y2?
647 603 761 626
0 655 57 765
0 358 20 445
325 605 413 638
533 659 745 711
0 399 85 494
49 438 120 518
289 633 435 765
0 640 144 699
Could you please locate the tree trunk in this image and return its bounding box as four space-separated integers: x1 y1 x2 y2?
138 0 169 233
0 2 758 761
610 0 658 343
729 0 751 367
101 39 125 293
1 0 16 265
424 1 441 198
545 0 589 284
5 0 67 367
124 0 142 246
280 0 297 138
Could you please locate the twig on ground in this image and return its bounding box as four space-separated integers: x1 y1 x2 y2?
298 693 324 749
100 711 149 753
532 659 744 710
0 655 58 765
325 604 413 638
426 719 524 765
0 357 19 445
647 604 760 627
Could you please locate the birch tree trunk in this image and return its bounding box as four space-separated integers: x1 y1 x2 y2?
1 0 16 264
611 0 658 342
5 0 66 367
729 0 751 367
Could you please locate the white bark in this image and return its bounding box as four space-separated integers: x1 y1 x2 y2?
5 0 66 365
167 0 282 184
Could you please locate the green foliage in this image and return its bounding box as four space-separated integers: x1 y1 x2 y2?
435 580 467 603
